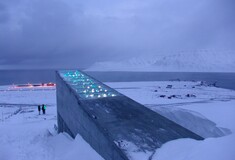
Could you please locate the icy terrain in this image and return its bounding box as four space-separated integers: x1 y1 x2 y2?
0 81 235 160
0 85 103 160
87 50 235 72
106 81 235 159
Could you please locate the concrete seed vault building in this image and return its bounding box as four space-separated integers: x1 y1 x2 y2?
56 70 203 160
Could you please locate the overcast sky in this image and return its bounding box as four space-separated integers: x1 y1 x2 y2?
0 0 234 69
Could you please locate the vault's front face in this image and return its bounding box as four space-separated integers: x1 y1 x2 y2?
56 70 203 160
59 70 119 99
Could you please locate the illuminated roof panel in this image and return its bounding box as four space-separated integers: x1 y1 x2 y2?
59 70 119 99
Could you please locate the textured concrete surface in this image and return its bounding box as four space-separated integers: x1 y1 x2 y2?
56 70 203 160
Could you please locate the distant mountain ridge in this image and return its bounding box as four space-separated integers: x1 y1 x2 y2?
86 50 235 72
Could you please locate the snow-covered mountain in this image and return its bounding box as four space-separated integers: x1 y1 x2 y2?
87 50 235 72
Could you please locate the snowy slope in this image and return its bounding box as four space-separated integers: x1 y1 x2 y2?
106 81 235 160
0 86 103 160
87 50 235 72
0 81 235 160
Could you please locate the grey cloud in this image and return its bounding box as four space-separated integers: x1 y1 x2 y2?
0 2 8 23
0 0 234 69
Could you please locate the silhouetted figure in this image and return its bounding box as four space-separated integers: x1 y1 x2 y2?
42 104 46 114
38 105 41 115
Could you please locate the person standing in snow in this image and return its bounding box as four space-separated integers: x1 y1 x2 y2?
42 104 46 114
38 105 41 115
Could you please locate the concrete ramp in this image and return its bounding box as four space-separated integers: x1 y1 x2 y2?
56 70 203 160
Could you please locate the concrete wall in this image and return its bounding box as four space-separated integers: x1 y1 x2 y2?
56 70 203 160
56 72 128 160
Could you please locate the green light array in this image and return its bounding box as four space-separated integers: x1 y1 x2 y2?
59 70 118 99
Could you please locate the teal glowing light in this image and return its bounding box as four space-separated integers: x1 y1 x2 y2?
59 70 119 99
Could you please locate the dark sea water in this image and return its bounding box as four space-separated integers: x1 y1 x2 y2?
0 70 235 90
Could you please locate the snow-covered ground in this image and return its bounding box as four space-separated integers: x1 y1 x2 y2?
107 81 235 160
0 85 103 160
86 50 235 72
0 81 235 160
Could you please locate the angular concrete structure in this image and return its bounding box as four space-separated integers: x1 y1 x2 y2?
56 70 203 160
